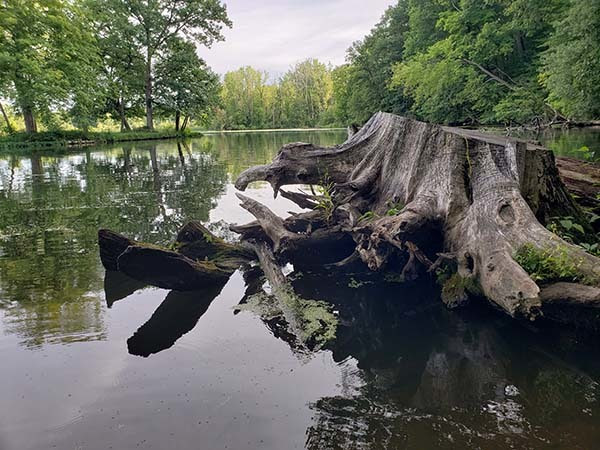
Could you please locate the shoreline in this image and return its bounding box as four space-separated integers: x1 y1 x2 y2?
200 127 346 134
0 131 203 152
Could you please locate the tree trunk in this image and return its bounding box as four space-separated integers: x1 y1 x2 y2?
234 112 600 321
0 101 13 133
118 98 131 131
22 104 37 133
144 51 154 131
175 110 181 131
181 116 189 131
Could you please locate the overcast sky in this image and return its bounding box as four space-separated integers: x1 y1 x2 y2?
199 0 397 77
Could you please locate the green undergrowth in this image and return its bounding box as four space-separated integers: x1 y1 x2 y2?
513 243 595 284
0 129 201 151
546 215 600 257
440 273 482 307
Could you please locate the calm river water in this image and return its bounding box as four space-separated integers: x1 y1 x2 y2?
0 129 599 450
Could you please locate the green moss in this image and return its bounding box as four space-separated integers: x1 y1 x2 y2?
441 273 481 306
513 243 588 283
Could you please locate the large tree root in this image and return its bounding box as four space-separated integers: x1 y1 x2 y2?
233 113 600 321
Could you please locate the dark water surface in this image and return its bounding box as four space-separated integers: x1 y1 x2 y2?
1 129 599 450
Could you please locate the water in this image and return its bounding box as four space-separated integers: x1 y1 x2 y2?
0 129 599 450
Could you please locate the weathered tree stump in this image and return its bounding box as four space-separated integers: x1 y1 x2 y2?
233 113 600 321
98 112 600 329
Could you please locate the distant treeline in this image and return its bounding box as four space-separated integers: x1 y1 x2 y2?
1 0 599 135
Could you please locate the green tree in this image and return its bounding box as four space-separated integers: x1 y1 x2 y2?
0 0 99 132
154 38 220 130
84 0 146 131
280 59 334 127
332 2 411 125
391 0 566 125
91 0 231 130
220 67 269 129
542 0 600 120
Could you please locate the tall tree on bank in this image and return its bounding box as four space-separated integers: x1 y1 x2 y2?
542 0 600 120
0 0 98 132
219 67 269 129
94 0 231 131
331 2 411 125
85 0 146 131
154 38 220 130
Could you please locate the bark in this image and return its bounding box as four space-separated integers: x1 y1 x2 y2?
98 222 253 291
144 49 154 130
181 116 189 131
175 110 181 131
0 101 13 133
234 112 600 321
22 104 37 133
117 98 132 131
556 156 600 217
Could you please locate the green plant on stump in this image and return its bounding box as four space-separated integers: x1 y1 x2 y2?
441 273 482 309
514 243 586 283
315 173 335 223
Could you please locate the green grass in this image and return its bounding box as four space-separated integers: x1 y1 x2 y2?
0 129 201 151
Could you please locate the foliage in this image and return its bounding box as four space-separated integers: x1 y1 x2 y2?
88 0 231 129
441 273 481 307
214 60 336 130
0 0 100 132
0 129 197 151
514 243 586 283
315 174 336 223
331 2 411 125
154 38 220 128
542 0 600 120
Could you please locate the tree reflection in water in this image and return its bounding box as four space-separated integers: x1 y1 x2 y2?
103 258 600 448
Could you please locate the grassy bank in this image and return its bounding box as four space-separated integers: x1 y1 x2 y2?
0 129 202 151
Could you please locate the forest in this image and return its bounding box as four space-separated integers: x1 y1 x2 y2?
1 0 599 135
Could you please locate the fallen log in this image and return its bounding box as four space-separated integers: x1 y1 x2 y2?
98 222 252 291
233 112 600 321
556 156 600 219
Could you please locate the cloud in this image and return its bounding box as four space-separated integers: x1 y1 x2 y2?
198 0 397 76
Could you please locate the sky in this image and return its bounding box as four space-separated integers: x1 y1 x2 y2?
199 0 397 77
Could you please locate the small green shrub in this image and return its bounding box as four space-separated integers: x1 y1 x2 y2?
514 243 584 283
315 174 335 223
385 200 405 216
358 211 376 223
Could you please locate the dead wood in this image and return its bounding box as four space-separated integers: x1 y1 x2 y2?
233 112 600 322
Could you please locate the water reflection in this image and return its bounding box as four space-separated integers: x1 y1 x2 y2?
294 273 600 448
1 128 599 449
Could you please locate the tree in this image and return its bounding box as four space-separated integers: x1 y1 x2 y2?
154 38 220 130
391 0 566 125
84 0 146 131
92 0 231 130
0 0 99 132
220 67 269 129
332 2 411 125
280 59 334 127
542 0 600 120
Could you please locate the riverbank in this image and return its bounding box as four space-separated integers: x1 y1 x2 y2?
0 130 201 151
199 127 345 134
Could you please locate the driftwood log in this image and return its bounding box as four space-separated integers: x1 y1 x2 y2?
98 112 600 330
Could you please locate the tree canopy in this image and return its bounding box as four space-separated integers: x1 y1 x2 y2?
1 0 599 134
